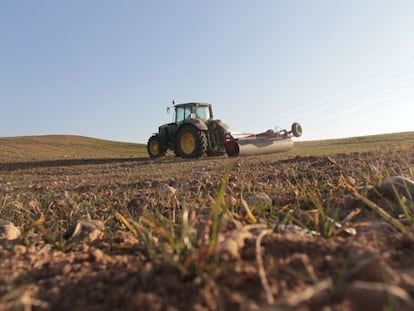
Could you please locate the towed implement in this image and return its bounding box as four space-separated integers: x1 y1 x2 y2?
147 102 302 159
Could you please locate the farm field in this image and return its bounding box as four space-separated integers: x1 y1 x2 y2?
0 135 146 164
1 132 414 310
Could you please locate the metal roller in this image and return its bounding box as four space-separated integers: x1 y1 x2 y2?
225 122 302 157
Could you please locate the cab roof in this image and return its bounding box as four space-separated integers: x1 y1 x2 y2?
174 102 211 108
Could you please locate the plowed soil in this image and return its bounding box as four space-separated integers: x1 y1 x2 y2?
1 144 414 310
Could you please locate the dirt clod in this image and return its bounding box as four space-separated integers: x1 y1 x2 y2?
345 281 414 311
0 219 21 241
379 175 414 201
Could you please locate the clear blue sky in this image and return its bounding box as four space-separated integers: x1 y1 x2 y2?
1 1 413 143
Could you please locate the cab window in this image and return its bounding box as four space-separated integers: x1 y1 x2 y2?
195 106 210 120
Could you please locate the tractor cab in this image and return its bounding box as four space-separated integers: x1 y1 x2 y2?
173 103 213 123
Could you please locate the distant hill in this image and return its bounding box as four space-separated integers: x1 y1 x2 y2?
290 131 414 156
0 135 147 163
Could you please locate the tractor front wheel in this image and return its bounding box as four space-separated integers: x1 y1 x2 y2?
147 135 166 158
176 126 207 158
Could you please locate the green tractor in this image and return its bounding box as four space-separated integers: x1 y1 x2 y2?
147 102 230 158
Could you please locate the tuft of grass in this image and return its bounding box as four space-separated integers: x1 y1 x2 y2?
111 167 233 279
347 185 406 233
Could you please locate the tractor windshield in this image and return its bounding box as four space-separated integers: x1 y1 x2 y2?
195 106 211 121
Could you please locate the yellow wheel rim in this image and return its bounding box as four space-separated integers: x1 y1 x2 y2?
180 132 196 154
149 140 160 155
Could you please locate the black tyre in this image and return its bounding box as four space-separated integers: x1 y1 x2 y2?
206 125 227 157
291 122 302 137
176 126 207 158
147 135 167 158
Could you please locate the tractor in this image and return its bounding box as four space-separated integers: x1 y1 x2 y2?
147 102 230 158
147 102 303 159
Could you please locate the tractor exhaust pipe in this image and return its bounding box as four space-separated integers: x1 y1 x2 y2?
224 122 302 157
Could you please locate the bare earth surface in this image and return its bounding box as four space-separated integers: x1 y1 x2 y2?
1 145 414 310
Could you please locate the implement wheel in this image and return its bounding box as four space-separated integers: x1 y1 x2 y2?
176 126 207 158
147 135 166 158
291 122 303 137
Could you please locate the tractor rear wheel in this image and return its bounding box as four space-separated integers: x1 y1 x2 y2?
176 126 207 158
147 134 167 158
206 125 227 156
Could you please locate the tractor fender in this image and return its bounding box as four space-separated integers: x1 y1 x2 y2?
158 124 169 135
157 125 170 142
212 119 229 130
178 119 208 132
